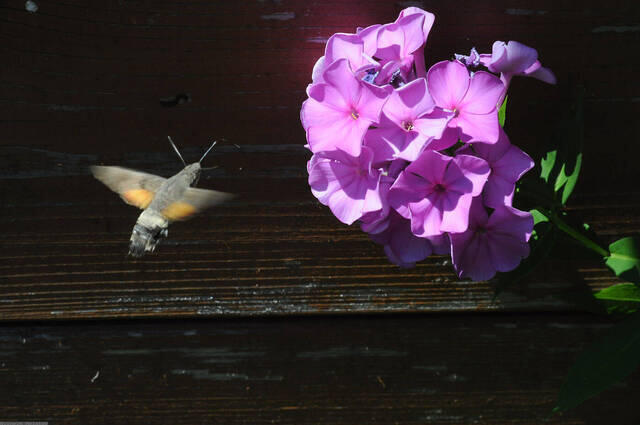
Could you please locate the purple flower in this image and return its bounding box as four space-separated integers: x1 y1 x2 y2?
480 41 557 88
312 33 379 83
388 150 490 237
301 59 392 157
369 211 434 268
356 24 382 58
450 199 533 281
427 60 504 144
363 78 452 162
360 159 408 234
394 7 435 79
308 147 382 225
457 127 534 207
455 47 481 68
374 12 430 84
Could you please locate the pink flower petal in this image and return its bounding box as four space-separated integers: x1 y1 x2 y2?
357 24 382 57
489 40 538 75
308 148 381 225
307 82 349 112
397 7 435 43
388 169 431 207
308 159 342 204
446 154 490 196
311 56 326 83
468 127 511 162
427 233 451 255
306 112 368 156
487 206 534 242
384 78 435 124
327 189 365 225
440 193 473 233
456 109 500 143
325 33 365 67
527 64 557 84
427 60 470 110
486 231 530 272
452 232 496 281
375 23 405 63
363 120 399 164
413 108 452 140
356 82 393 123
491 144 534 182
426 126 460 151
410 198 443 237
459 71 504 114
408 149 450 185
394 12 427 55
322 59 361 108
483 174 515 208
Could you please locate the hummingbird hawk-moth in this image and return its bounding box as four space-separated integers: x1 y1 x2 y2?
90 137 234 257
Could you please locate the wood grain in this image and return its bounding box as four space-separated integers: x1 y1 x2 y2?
1 159 639 320
2 313 639 424
1 0 640 320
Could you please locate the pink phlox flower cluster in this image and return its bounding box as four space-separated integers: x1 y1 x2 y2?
302 7 554 281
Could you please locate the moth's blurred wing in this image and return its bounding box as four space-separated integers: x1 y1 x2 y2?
90 165 166 209
161 187 235 221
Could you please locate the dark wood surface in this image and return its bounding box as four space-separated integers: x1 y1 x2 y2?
2 314 640 425
1 0 640 319
1 0 640 423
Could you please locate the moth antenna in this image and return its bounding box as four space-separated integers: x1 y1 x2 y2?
199 140 217 163
167 136 187 167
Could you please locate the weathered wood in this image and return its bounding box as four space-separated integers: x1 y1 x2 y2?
1 0 640 320
1 165 639 320
1 314 638 424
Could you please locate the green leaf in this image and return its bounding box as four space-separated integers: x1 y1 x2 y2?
554 311 640 412
498 95 508 127
556 152 582 204
606 237 640 284
540 150 557 184
595 283 640 314
531 208 549 226
595 283 640 302
535 85 585 206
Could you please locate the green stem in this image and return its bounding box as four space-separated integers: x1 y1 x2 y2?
541 208 610 258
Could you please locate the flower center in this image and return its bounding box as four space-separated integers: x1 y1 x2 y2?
433 183 446 193
402 121 414 131
350 109 359 120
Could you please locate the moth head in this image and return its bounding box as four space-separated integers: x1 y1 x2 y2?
183 162 202 185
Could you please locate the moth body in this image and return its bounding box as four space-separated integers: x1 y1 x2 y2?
127 163 201 257
91 140 233 258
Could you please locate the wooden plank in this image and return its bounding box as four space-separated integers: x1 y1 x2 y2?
1 0 639 320
1 144 639 320
1 313 638 424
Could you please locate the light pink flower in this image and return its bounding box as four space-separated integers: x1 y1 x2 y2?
374 12 429 84
479 40 557 92
364 78 452 162
450 199 533 281
312 33 379 83
388 150 490 237
369 211 434 268
457 127 534 207
301 59 392 156
308 147 382 225
427 60 504 144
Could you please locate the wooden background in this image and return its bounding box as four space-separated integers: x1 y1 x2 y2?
1 0 639 423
